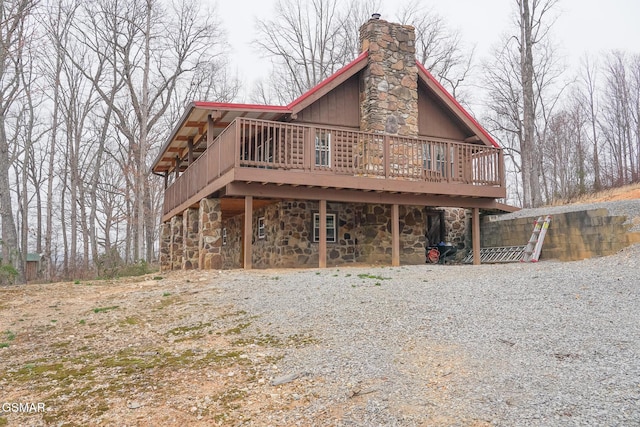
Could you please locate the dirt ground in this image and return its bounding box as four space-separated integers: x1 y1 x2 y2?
0 271 325 426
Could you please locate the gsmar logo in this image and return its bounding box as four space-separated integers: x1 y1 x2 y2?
1 402 46 413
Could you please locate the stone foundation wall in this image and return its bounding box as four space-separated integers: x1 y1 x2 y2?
163 201 469 270
481 209 640 261
182 208 199 270
170 215 183 270
222 215 243 269
199 198 223 270
159 223 171 271
219 201 432 268
444 208 468 250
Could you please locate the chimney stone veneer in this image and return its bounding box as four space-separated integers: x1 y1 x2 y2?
359 18 418 137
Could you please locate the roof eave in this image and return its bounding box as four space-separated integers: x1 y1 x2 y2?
288 51 369 114
151 102 198 173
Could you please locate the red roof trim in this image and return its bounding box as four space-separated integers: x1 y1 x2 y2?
288 51 369 109
193 101 291 112
415 61 499 148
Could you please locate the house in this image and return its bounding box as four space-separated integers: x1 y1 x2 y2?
152 16 514 271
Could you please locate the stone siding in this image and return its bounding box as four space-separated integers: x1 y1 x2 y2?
182 208 199 270
159 223 171 271
169 215 183 271
199 198 223 270
359 18 418 137
219 201 434 268
222 214 243 269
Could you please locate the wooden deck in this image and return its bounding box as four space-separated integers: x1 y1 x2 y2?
162 118 506 220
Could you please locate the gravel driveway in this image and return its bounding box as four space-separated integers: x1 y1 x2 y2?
217 244 640 426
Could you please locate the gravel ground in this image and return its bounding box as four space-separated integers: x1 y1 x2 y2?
492 199 640 232
216 244 640 426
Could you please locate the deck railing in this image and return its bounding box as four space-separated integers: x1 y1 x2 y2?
164 118 504 215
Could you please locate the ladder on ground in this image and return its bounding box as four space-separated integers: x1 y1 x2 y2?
522 215 552 262
462 215 552 264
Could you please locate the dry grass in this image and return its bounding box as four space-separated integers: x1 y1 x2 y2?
547 183 640 206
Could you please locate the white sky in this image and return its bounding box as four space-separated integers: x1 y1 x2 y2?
214 0 640 103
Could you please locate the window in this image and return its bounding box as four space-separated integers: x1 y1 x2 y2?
422 143 446 176
315 131 331 167
258 217 265 239
222 228 227 246
313 213 336 243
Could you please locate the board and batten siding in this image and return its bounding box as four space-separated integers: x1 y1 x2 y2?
418 83 470 141
296 75 360 128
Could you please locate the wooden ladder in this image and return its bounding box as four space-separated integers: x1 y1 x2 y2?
522 215 552 262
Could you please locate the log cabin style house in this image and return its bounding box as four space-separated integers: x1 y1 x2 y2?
152 16 513 271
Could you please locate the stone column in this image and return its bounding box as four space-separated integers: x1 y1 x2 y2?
199 198 223 270
359 17 418 137
159 222 171 272
182 208 199 270
170 215 183 271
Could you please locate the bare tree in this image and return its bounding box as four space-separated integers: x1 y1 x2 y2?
484 0 560 207
253 0 355 103
396 0 474 99
0 0 37 280
578 55 602 191
69 0 225 263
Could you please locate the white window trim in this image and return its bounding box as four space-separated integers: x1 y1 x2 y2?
258 217 265 239
315 131 331 167
222 227 227 246
313 212 336 243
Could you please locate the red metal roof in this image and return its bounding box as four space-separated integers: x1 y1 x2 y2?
288 51 369 111
153 50 500 173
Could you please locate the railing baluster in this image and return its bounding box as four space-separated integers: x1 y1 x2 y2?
163 117 505 217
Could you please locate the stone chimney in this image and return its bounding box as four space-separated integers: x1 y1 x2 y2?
359 16 418 137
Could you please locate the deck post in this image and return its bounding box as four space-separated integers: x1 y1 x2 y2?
319 199 327 268
159 222 171 271
244 196 253 269
170 214 183 270
198 198 222 269
392 204 400 266
472 207 481 265
182 208 199 270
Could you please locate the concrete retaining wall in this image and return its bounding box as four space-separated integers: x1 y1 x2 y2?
481 208 640 261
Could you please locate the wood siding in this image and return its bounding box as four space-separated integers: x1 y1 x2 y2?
418 82 470 140
296 75 360 128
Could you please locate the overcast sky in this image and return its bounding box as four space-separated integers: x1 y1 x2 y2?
215 0 640 103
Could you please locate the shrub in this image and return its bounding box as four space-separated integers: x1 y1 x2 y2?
0 264 18 286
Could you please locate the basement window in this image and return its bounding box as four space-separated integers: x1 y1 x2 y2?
258 217 265 239
315 131 331 167
313 213 336 243
222 228 227 246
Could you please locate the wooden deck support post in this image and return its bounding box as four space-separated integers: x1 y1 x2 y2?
244 196 253 269
472 207 481 265
392 204 400 266
319 199 327 268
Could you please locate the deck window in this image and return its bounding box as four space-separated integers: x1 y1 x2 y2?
313 213 336 243
315 131 331 167
258 217 265 239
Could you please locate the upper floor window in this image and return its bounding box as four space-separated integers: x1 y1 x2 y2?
315 131 331 167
